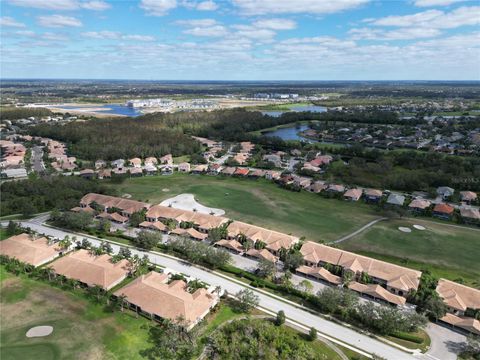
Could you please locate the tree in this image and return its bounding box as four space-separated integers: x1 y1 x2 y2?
283 251 304 271
100 241 113 254
308 327 317 341
129 210 146 227
257 259 275 279
133 230 160 250
423 296 447 321
78 238 92 249
297 279 313 294
6 221 20 236
234 289 260 313
275 310 286 326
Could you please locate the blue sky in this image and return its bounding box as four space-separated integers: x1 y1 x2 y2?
1 0 479 80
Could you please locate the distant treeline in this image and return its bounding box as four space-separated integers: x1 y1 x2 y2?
0 107 52 120
0 176 111 216
29 116 202 161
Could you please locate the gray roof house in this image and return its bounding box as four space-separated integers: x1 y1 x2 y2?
386 194 405 206
437 186 455 198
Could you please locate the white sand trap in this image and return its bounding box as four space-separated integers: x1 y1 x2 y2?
398 227 412 233
162 188 170 192
122 193 132 198
26 326 53 338
160 193 225 216
413 225 426 230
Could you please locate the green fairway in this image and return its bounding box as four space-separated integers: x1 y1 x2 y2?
0 268 151 360
339 218 480 288
106 173 379 242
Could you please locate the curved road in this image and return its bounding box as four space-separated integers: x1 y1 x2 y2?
4 215 464 360
330 217 387 244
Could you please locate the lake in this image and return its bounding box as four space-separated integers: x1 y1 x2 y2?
58 104 142 117
260 105 327 117
263 124 312 141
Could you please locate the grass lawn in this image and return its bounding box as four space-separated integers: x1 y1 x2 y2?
0 228 9 240
339 218 480 288
386 330 431 353
105 173 379 242
0 267 151 360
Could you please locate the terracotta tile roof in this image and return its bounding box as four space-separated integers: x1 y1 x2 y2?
344 188 363 201
365 189 383 197
296 265 342 285
300 242 421 292
0 233 62 267
97 212 128 223
114 272 217 329
221 167 236 175
50 249 130 290
348 282 406 306
460 207 480 220
436 278 480 312
460 191 477 201
234 167 249 176
246 248 278 263
139 221 167 232
71 206 96 214
214 239 243 253
171 227 208 240
440 313 480 335
409 199 431 210
227 221 299 251
433 203 455 215
328 184 345 193
80 193 150 215
146 205 228 230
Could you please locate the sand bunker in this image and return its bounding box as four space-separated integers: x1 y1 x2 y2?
162 188 170 192
160 193 225 216
398 227 412 233
413 225 426 230
26 326 53 338
122 193 132 198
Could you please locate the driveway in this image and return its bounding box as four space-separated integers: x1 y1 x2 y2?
425 323 466 360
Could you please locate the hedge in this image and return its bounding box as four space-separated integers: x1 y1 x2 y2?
390 331 424 344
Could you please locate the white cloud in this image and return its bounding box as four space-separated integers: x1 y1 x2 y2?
349 27 442 40
176 18 217 27
0 16 26 28
369 6 480 29
196 0 218 11
7 0 110 11
232 0 369 15
184 25 227 37
80 1 110 10
414 0 465 7
37 15 82 28
82 31 155 41
140 0 177 16
252 18 296 30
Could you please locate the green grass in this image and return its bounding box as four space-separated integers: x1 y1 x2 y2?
0 228 9 240
0 266 152 360
105 173 379 242
386 330 431 353
339 218 480 288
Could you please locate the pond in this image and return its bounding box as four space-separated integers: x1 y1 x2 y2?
262 124 312 141
260 105 327 117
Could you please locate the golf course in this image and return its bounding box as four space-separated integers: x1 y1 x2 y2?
107 173 480 288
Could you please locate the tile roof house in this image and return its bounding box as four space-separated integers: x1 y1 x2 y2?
460 191 477 203
139 221 168 232
50 249 131 290
386 194 405 206
264 170 281 180
309 181 328 193
300 242 421 298
214 239 244 253
221 166 236 176
436 279 480 335
80 193 151 218
114 271 218 330
178 162 191 173
97 212 128 224
233 167 250 176
95 160 107 169
144 157 158 165
433 203 455 219
159 154 173 165
245 248 278 263
459 207 480 224
364 189 383 202
348 282 406 307
0 233 64 267
146 205 228 233
344 188 363 202
171 227 208 241
408 198 431 212
327 184 345 193
227 221 299 255
296 265 342 285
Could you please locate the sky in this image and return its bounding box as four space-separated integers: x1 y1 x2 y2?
0 0 479 80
